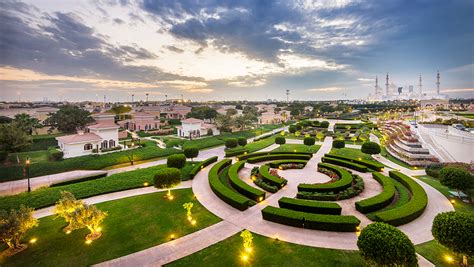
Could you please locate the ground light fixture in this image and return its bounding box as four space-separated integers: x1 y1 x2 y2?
445 255 454 263
29 238 37 244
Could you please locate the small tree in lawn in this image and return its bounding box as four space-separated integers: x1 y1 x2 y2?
154 167 181 200
275 136 286 145
71 204 107 241
183 202 194 222
357 222 417 267
240 230 254 253
345 125 351 131
432 211 474 266
225 138 238 148
361 141 381 155
358 134 368 143
303 137 315 146
54 191 84 233
439 167 473 198
351 136 358 145
288 125 297 134
332 139 345 149
167 154 186 169
0 205 38 255
316 131 325 142
183 147 199 162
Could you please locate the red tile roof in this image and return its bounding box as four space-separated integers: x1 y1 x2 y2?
56 133 102 144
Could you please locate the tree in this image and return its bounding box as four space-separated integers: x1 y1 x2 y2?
432 211 474 266
332 139 345 149
357 222 417 267
215 114 233 132
234 115 249 131
226 108 238 116
225 138 238 148
237 137 247 147
351 136 358 145
358 134 369 143
439 167 473 197
183 147 199 161
45 105 93 133
13 113 42 135
275 136 286 145
288 125 297 134
109 105 131 120
187 106 218 121
316 131 325 142
71 204 107 241
235 104 243 110
0 205 38 253
0 123 32 152
54 191 84 233
361 141 381 155
167 154 186 168
304 137 315 146
274 107 281 114
154 167 181 190
0 116 12 124
319 121 329 128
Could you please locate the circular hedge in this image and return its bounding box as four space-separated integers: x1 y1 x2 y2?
154 167 181 189
439 167 473 193
225 138 238 148
357 222 417 266
304 137 315 146
183 147 199 160
320 121 329 128
289 125 297 134
237 137 247 147
167 154 186 169
361 141 381 155
432 211 474 257
332 139 345 149
275 136 286 145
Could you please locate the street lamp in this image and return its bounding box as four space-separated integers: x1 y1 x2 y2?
129 140 135 165
25 156 31 192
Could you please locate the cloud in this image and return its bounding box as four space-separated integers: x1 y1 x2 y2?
358 78 374 82
113 18 125 24
307 87 342 92
165 45 184 53
441 88 474 93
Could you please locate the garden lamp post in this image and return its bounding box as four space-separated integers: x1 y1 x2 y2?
130 140 135 165
25 156 31 192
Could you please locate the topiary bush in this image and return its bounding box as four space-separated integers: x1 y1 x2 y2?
167 154 186 169
153 167 181 189
319 121 329 128
432 211 474 265
303 137 315 146
332 139 345 149
237 137 247 147
439 167 473 195
288 125 297 134
275 136 286 145
225 138 238 148
49 150 64 161
357 222 417 267
361 141 381 155
183 147 199 161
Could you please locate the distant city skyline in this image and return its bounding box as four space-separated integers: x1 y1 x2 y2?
1 0 473 102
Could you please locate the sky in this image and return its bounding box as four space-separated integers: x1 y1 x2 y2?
0 0 473 102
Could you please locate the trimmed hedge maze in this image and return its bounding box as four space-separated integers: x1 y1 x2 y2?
247 154 312 164
259 165 288 188
278 197 342 215
189 156 218 179
355 172 396 213
321 156 368 172
371 171 428 226
261 206 360 232
208 159 255 211
324 153 384 171
228 161 266 202
267 159 308 169
298 163 353 193
236 151 313 161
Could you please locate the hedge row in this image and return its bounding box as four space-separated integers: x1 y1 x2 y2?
355 172 396 213
261 206 360 232
278 197 342 215
321 157 368 172
228 161 266 202
224 148 248 157
189 156 218 179
208 159 253 211
247 154 312 164
254 178 278 193
298 163 353 193
259 165 287 188
236 151 313 161
324 153 384 171
267 159 308 168
372 171 428 226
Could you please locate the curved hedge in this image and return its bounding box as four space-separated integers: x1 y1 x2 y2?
208 159 253 211
189 156 218 179
228 161 265 202
259 165 287 188
267 159 308 168
224 148 248 157
261 206 360 232
247 154 312 164
324 154 384 171
372 171 428 226
236 151 313 161
298 163 353 193
355 172 396 213
278 197 341 215
321 157 368 172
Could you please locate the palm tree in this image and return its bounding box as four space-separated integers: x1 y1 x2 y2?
13 113 42 135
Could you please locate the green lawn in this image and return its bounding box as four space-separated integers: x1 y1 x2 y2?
166 232 365 267
329 147 382 166
272 144 321 153
7 150 50 164
1 189 221 266
0 162 198 211
244 136 276 153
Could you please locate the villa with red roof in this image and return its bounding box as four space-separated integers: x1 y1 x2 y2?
176 118 219 139
118 112 161 131
56 113 120 158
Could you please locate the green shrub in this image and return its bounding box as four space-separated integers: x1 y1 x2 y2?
49 149 64 161
237 137 247 147
355 172 396 213
303 137 315 146
246 153 311 164
288 125 297 133
267 159 307 169
167 154 186 169
324 153 384 171
237 151 312 161
254 178 278 193
439 166 473 194
278 197 341 215
275 136 286 145
361 141 381 155
225 138 238 148
228 161 265 202
298 163 353 193
259 165 287 188
321 157 367 172
372 171 428 226
358 222 417 267
0 151 8 162
189 156 218 179
319 121 329 128
224 147 248 157
297 175 364 201
332 139 345 149
183 147 199 160
153 167 181 189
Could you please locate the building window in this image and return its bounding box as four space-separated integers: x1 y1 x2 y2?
101 140 108 149
84 143 93 150
109 139 115 147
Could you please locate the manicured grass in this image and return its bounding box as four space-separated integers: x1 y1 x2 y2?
366 179 410 220
166 232 365 267
7 150 50 164
329 147 380 165
272 144 321 153
416 240 465 267
0 162 196 211
244 136 276 153
1 189 221 266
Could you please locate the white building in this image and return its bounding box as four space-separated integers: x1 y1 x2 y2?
56 114 120 158
176 118 219 139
